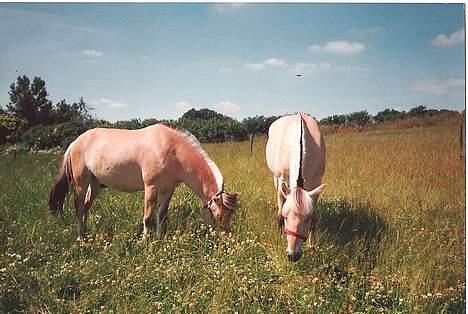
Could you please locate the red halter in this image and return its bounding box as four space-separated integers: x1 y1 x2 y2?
281 214 309 241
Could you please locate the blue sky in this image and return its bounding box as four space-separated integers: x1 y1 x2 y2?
0 3 465 121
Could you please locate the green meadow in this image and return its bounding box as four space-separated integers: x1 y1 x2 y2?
0 125 465 313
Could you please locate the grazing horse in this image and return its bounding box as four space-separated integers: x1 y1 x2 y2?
49 124 238 241
266 113 326 262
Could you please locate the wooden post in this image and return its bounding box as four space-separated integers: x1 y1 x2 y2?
460 120 465 159
249 133 254 156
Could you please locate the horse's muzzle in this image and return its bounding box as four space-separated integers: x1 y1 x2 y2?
286 251 301 262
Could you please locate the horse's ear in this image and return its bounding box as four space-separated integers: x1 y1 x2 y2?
280 182 290 198
308 183 326 199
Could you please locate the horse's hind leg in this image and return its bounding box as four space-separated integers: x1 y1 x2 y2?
143 184 158 240
156 186 175 238
74 182 88 241
74 175 101 241
81 179 102 239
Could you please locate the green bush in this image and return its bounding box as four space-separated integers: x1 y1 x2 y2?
0 114 27 144
20 121 90 150
177 117 248 142
374 109 405 122
241 115 280 135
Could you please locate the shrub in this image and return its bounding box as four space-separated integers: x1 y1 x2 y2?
0 114 27 144
177 117 248 142
20 121 90 150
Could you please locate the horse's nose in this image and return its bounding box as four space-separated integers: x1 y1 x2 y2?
286 251 301 262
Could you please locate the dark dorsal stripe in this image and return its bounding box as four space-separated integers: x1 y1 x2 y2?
297 113 305 188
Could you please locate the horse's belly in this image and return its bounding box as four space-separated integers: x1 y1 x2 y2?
92 163 145 192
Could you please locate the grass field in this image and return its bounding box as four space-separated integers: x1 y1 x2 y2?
0 125 465 313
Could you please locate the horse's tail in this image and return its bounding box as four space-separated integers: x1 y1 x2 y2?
49 144 74 215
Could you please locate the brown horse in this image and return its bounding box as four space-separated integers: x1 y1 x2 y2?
49 124 238 241
266 113 326 262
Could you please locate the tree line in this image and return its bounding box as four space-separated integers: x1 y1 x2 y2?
319 106 459 127
0 75 461 152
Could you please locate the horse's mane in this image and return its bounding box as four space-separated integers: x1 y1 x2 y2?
289 113 316 216
290 187 314 216
289 113 309 189
164 124 224 192
222 192 238 211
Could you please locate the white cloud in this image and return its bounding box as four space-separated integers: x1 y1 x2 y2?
91 98 128 109
264 58 287 67
293 62 331 73
308 44 322 52
410 79 465 95
213 101 240 114
333 65 370 72
82 49 104 57
292 62 368 73
308 41 365 54
243 57 368 74
244 58 287 71
175 101 194 113
431 28 464 47
244 62 266 71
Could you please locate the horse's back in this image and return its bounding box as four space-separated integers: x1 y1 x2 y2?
266 113 325 189
266 115 300 178
301 114 326 189
69 124 177 192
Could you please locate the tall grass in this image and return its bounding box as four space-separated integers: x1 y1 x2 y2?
0 125 465 313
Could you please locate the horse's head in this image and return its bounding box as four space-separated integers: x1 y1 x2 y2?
278 183 325 262
205 191 239 230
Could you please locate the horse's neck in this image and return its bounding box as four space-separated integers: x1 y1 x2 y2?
180 155 219 204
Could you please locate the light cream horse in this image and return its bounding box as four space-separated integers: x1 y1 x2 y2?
49 124 238 241
266 113 326 262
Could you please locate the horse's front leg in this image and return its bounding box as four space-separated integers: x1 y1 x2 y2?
275 178 286 226
156 187 175 238
308 214 319 253
273 177 284 221
143 184 158 240
308 198 321 252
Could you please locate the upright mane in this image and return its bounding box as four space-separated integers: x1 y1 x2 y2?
289 113 314 216
289 113 307 189
297 113 305 188
170 126 224 192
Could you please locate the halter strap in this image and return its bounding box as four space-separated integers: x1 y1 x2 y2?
283 226 308 241
281 214 309 241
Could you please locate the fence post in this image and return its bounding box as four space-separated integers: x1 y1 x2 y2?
249 133 254 156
